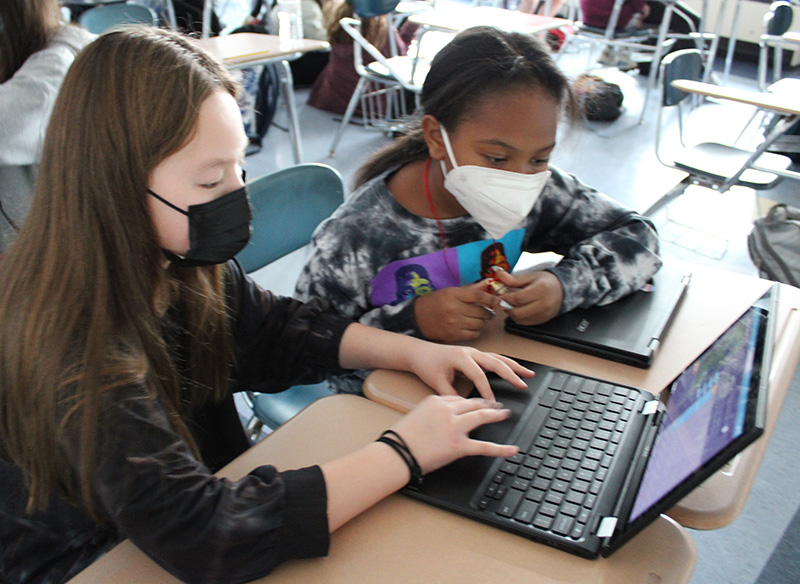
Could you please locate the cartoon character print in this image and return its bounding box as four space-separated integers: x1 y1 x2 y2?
479 242 510 280
395 264 434 302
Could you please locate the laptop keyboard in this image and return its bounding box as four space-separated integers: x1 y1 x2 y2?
477 371 639 541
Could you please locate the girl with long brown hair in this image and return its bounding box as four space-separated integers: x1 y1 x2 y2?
0 0 94 252
0 26 534 584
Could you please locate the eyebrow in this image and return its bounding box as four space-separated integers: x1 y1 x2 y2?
478 139 557 154
198 149 248 171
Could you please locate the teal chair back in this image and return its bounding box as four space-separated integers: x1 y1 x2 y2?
236 163 344 438
78 2 158 34
236 163 345 273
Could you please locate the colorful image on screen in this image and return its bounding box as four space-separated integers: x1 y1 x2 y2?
628 305 763 522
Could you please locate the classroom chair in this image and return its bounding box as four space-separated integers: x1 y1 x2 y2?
235 163 345 439
78 2 158 34
734 1 800 156
328 0 431 157
646 49 792 215
757 0 799 92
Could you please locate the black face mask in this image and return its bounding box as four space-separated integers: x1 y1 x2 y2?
148 180 252 268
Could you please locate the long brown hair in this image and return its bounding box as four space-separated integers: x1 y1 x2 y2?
0 27 238 518
354 26 580 188
324 0 389 46
0 0 63 84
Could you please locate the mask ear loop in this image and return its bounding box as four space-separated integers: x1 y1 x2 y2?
148 189 189 216
438 126 460 178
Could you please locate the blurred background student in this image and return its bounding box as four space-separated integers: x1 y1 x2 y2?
0 0 93 253
266 0 332 86
307 0 410 115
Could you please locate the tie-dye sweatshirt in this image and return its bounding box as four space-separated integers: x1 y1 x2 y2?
295 165 662 393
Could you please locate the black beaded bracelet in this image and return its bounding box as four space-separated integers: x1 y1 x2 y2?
376 430 424 490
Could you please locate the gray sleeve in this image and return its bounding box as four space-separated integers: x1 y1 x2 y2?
526 168 662 313
0 39 78 166
294 210 421 337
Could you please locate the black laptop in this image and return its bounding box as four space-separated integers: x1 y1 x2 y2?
504 265 691 368
404 285 775 558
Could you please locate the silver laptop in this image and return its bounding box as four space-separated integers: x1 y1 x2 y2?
405 285 775 558
504 265 691 368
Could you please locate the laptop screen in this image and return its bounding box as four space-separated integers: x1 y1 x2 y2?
627 288 772 523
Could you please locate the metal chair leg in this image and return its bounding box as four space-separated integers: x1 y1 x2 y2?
329 76 369 157
278 60 303 164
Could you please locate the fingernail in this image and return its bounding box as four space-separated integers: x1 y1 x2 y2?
491 266 505 272
499 300 513 310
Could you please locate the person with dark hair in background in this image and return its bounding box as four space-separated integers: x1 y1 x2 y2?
296 26 662 394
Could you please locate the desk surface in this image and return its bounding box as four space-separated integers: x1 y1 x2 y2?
671 79 800 117
365 262 800 530
196 33 330 68
69 395 697 584
409 6 572 35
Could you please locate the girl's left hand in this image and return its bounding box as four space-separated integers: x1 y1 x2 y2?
490 268 563 325
406 344 534 401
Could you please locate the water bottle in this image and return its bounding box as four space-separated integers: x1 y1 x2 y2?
277 0 304 41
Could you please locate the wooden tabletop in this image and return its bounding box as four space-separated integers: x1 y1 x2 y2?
69 395 697 584
409 6 572 35
365 262 800 530
196 33 330 68
671 79 800 117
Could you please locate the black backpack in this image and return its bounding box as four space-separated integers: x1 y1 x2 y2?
747 203 800 287
573 74 625 122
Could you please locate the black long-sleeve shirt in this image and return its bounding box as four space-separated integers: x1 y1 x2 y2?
0 260 352 584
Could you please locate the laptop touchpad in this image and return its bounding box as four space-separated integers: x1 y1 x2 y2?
469 386 530 446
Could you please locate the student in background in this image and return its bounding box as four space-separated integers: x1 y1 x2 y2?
518 0 567 18
307 0 407 115
0 0 93 252
578 0 700 71
295 26 662 394
266 0 331 85
0 27 533 584
579 0 648 32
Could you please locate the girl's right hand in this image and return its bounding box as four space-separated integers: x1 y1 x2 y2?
389 395 519 475
414 284 499 343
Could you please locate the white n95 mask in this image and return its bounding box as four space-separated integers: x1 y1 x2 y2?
439 127 551 240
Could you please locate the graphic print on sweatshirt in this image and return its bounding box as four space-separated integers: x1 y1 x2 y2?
370 229 525 307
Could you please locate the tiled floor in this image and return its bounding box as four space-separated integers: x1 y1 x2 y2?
220 2 800 581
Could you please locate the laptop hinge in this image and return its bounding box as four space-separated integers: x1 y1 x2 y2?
642 400 660 416
648 337 660 352
596 516 618 538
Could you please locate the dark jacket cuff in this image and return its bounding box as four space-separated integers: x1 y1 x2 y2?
276 466 330 562
307 314 352 372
